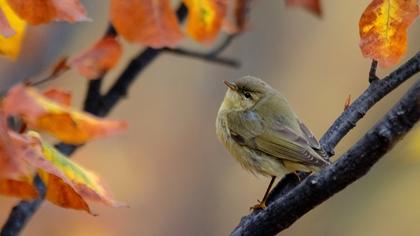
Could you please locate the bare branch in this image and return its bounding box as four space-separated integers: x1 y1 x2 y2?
1 3 240 235
322 52 420 156
163 46 239 68
231 79 420 236
369 59 379 83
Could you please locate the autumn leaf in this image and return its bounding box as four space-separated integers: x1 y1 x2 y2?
285 0 322 16
110 0 183 48
359 0 419 67
0 179 38 199
343 94 351 111
233 0 251 32
22 132 124 213
0 6 14 37
0 111 32 180
184 0 228 43
0 0 26 59
69 36 122 80
6 0 90 25
49 57 70 79
0 112 38 199
42 87 72 107
3 84 128 144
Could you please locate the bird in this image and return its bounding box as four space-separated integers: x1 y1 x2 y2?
216 76 330 210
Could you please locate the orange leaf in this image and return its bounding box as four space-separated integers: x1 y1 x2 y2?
0 179 38 199
285 0 322 16
184 0 228 43
359 0 419 67
42 87 72 106
20 133 124 213
69 37 122 80
6 0 90 25
110 0 183 48
0 7 15 37
3 84 128 144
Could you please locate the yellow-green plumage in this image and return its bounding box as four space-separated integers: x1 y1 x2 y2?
216 76 329 178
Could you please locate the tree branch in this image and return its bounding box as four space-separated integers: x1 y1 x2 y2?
162 46 239 68
231 79 420 236
321 52 420 156
369 59 379 83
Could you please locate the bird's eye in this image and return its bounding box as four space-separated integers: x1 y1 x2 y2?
243 92 252 99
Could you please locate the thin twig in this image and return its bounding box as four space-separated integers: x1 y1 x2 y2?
369 59 379 83
231 80 420 236
321 52 420 156
163 47 239 68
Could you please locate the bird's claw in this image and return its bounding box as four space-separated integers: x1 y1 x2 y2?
250 199 267 211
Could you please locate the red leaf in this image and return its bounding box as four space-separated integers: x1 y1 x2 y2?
0 112 32 180
285 0 322 16
6 0 90 25
69 37 122 80
110 0 183 48
42 87 72 107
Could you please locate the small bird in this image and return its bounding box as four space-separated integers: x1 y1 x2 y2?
216 76 330 210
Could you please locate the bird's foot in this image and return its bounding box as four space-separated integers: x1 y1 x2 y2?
250 200 267 211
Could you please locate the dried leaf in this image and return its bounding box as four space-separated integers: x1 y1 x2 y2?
234 0 251 32
110 0 183 48
359 0 419 67
22 132 124 213
3 84 128 144
0 6 14 37
344 94 351 111
0 179 38 199
6 0 90 25
69 37 122 80
285 0 322 16
0 111 32 180
50 57 70 79
0 0 26 59
0 112 38 200
42 87 72 107
184 0 228 43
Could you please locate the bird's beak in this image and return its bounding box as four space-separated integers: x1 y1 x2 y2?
223 80 237 91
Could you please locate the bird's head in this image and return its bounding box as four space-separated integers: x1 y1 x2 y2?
221 76 272 111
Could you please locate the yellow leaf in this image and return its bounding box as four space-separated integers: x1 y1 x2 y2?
0 0 26 59
184 0 228 44
359 0 419 67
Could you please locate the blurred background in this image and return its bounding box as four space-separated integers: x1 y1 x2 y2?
1 0 420 235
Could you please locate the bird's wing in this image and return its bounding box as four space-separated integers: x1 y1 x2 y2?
298 120 328 158
226 110 329 168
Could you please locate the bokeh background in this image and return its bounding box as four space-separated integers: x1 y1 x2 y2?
1 0 420 235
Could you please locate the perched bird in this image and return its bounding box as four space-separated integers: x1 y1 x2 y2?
216 76 330 209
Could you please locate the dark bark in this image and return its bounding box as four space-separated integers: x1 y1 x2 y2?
1 3 237 236
321 52 420 156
